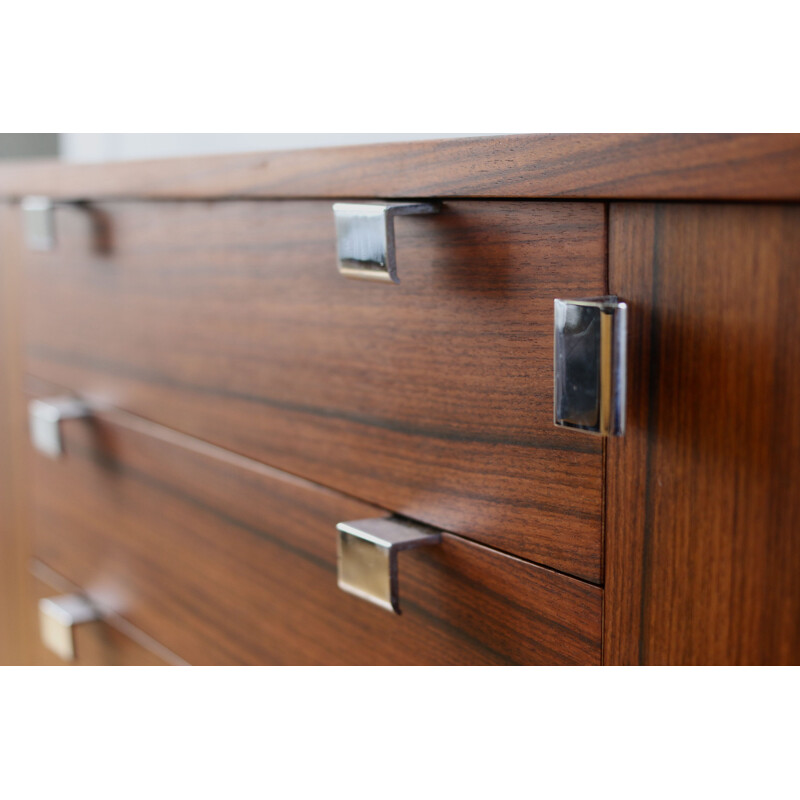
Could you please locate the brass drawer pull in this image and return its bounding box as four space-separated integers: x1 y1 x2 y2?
29 396 91 458
333 201 439 283
336 517 441 613
554 296 628 436
39 594 101 661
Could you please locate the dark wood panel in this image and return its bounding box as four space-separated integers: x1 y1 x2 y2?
24 200 605 581
29 404 602 665
606 203 800 665
28 566 171 666
3 134 800 201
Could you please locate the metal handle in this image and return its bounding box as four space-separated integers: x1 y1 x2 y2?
333 201 439 283
29 396 91 458
39 594 101 661
22 196 57 250
554 296 628 436
22 196 112 255
336 517 442 613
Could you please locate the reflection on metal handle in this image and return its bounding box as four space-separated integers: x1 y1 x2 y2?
29 396 91 458
333 201 439 283
554 296 628 436
336 517 442 613
39 594 100 661
22 196 57 251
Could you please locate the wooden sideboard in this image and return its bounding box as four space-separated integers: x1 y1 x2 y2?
1 134 798 665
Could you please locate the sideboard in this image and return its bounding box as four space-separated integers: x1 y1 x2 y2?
1 133 798 665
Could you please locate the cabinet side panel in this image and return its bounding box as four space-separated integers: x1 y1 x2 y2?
606 203 800 665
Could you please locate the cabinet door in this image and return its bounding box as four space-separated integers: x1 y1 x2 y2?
606 203 800 665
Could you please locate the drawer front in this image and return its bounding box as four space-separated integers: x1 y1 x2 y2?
28 402 602 665
29 569 169 666
24 200 605 581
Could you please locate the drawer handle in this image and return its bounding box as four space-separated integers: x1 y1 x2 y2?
29 396 91 458
333 201 439 283
39 594 101 661
22 196 57 251
22 196 111 254
554 296 628 436
336 517 441 613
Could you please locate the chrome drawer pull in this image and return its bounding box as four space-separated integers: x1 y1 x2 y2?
554 296 628 436
39 594 101 661
21 196 110 254
333 201 439 283
29 396 91 458
22 196 57 251
336 517 442 613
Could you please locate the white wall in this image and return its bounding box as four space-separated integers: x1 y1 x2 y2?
60 133 494 162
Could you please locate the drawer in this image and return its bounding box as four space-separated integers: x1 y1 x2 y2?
27 396 602 665
23 200 606 581
28 565 171 665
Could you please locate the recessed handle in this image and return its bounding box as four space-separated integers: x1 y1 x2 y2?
29 396 91 458
39 594 101 661
333 201 439 283
336 517 442 613
554 296 628 436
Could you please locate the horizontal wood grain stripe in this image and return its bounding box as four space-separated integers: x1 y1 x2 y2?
28 343 600 455
29 403 602 665
2 134 800 201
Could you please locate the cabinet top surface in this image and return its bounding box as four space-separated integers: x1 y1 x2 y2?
1 134 800 202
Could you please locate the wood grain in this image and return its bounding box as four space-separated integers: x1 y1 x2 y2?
605 203 800 665
2 135 800 201
24 200 605 581
28 401 602 666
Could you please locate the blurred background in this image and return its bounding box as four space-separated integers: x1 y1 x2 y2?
0 133 491 162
